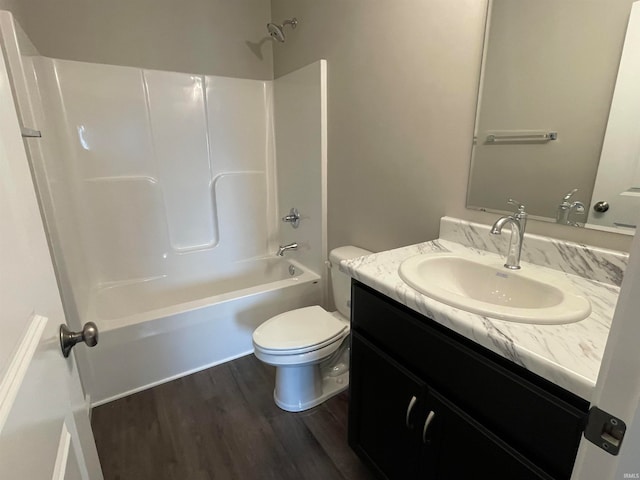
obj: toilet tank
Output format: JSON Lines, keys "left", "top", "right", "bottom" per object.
{"left": 329, "top": 246, "right": 372, "bottom": 318}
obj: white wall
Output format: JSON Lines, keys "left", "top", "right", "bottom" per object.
{"left": 274, "top": 60, "right": 327, "bottom": 303}
{"left": 0, "top": 0, "right": 273, "bottom": 80}
{"left": 271, "top": 0, "right": 633, "bottom": 253}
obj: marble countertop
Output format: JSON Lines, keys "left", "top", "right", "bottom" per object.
{"left": 340, "top": 237, "right": 621, "bottom": 401}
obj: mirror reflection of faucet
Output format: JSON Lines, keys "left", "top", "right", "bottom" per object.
{"left": 556, "top": 189, "right": 585, "bottom": 227}
{"left": 490, "top": 199, "right": 527, "bottom": 270}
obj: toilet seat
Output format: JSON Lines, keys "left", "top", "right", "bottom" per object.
{"left": 255, "top": 331, "right": 347, "bottom": 356}
{"left": 252, "top": 306, "right": 348, "bottom": 355}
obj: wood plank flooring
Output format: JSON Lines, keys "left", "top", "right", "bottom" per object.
{"left": 91, "top": 354, "right": 376, "bottom": 480}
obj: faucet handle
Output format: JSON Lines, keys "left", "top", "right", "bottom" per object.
{"left": 571, "top": 201, "right": 586, "bottom": 214}
{"left": 562, "top": 188, "right": 579, "bottom": 202}
{"left": 507, "top": 198, "right": 526, "bottom": 214}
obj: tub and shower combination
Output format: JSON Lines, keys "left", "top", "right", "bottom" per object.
{"left": 0, "top": 11, "right": 328, "bottom": 405}
{"left": 88, "top": 258, "right": 322, "bottom": 404}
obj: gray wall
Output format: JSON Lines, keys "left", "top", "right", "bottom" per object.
{"left": 271, "top": 0, "right": 488, "bottom": 252}
{"left": 271, "top": 0, "right": 633, "bottom": 252}
{"left": 0, "top": 0, "right": 273, "bottom": 79}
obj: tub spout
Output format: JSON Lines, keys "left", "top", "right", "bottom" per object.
{"left": 276, "top": 242, "right": 298, "bottom": 256}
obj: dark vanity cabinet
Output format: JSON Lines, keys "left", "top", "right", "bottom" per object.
{"left": 348, "top": 281, "right": 590, "bottom": 480}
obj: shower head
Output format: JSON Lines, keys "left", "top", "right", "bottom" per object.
{"left": 267, "top": 23, "right": 285, "bottom": 42}
{"left": 267, "top": 18, "right": 298, "bottom": 42}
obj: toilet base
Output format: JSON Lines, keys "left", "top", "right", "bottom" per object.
{"left": 273, "top": 363, "right": 349, "bottom": 412}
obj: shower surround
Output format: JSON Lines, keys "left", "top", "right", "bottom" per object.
{"left": 1, "top": 11, "right": 327, "bottom": 405}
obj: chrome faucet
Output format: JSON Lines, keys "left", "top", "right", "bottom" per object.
{"left": 490, "top": 199, "right": 528, "bottom": 270}
{"left": 556, "top": 189, "right": 585, "bottom": 226}
{"left": 276, "top": 242, "right": 298, "bottom": 256}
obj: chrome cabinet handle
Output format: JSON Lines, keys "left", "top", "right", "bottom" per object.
{"left": 405, "top": 395, "right": 418, "bottom": 428}
{"left": 60, "top": 322, "right": 99, "bottom": 357}
{"left": 422, "top": 410, "right": 436, "bottom": 444}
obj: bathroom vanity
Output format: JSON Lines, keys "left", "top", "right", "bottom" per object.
{"left": 342, "top": 217, "right": 626, "bottom": 480}
{"left": 349, "top": 282, "right": 586, "bottom": 479}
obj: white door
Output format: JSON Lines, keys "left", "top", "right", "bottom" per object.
{"left": 0, "top": 49, "right": 103, "bottom": 479}
{"left": 587, "top": 1, "right": 640, "bottom": 232}
{"left": 571, "top": 210, "right": 640, "bottom": 478}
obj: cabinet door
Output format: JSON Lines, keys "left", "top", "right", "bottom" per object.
{"left": 349, "top": 334, "right": 425, "bottom": 480}
{"left": 420, "top": 390, "right": 553, "bottom": 480}
{"left": 352, "top": 282, "right": 586, "bottom": 478}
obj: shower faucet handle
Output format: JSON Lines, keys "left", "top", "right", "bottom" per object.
{"left": 282, "top": 208, "right": 300, "bottom": 228}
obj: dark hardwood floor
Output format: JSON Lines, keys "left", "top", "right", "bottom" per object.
{"left": 91, "top": 354, "right": 376, "bottom": 480}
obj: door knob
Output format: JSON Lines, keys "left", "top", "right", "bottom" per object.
{"left": 593, "top": 201, "right": 610, "bottom": 213}
{"left": 60, "top": 322, "right": 99, "bottom": 358}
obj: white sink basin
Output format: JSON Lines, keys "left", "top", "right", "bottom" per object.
{"left": 398, "top": 253, "right": 591, "bottom": 324}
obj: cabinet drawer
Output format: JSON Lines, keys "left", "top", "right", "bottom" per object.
{"left": 351, "top": 282, "right": 588, "bottom": 479}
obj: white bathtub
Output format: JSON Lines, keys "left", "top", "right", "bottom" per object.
{"left": 85, "top": 258, "right": 322, "bottom": 406}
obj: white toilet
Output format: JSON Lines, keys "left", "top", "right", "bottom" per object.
{"left": 252, "top": 246, "right": 371, "bottom": 412}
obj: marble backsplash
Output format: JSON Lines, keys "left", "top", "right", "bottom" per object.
{"left": 439, "top": 217, "right": 629, "bottom": 287}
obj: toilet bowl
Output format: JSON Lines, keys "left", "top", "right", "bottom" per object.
{"left": 252, "top": 246, "right": 371, "bottom": 412}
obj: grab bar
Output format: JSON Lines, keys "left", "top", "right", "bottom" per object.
{"left": 486, "top": 131, "right": 557, "bottom": 143}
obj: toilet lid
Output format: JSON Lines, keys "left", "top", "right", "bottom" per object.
{"left": 253, "top": 306, "right": 348, "bottom": 351}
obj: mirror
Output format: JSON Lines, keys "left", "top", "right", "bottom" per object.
{"left": 467, "top": 0, "right": 638, "bottom": 234}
